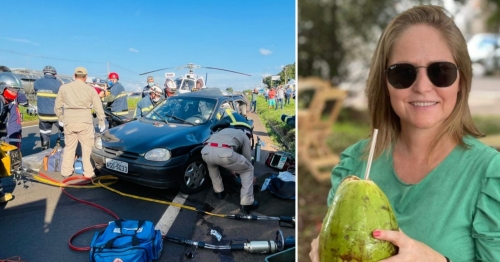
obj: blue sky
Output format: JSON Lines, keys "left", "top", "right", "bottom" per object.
{"left": 0, "top": 1, "right": 296, "bottom": 91}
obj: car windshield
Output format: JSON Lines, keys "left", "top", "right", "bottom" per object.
{"left": 144, "top": 97, "right": 217, "bottom": 124}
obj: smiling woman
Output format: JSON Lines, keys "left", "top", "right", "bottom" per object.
{"left": 309, "top": 5, "right": 500, "bottom": 262}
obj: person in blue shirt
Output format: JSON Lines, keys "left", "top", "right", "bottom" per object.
{"left": 0, "top": 71, "right": 23, "bottom": 203}
{"left": 141, "top": 76, "right": 155, "bottom": 98}
{"left": 33, "top": 65, "right": 63, "bottom": 150}
{"left": 5, "top": 91, "right": 28, "bottom": 149}
{"left": 0, "top": 66, "right": 25, "bottom": 147}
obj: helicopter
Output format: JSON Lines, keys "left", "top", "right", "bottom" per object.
{"left": 140, "top": 63, "right": 251, "bottom": 96}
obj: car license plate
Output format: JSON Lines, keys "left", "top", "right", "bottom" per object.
{"left": 105, "top": 158, "right": 128, "bottom": 174}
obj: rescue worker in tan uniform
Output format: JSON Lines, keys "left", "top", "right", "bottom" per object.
{"left": 201, "top": 119, "right": 258, "bottom": 213}
{"left": 54, "top": 67, "right": 106, "bottom": 178}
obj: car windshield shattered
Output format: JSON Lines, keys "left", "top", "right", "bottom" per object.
{"left": 144, "top": 97, "right": 217, "bottom": 125}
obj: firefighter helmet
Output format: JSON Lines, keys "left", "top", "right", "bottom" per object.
{"left": 0, "top": 72, "right": 22, "bottom": 102}
{"left": 0, "top": 65, "right": 11, "bottom": 72}
{"left": 164, "top": 78, "right": 176, "bottom": 90}
{"left": 43, "top": 65, "right": 57, "bottom": 75}
{"left": 150, "top": 85, "right": 163, "bottom": 95}
{"left": 0, "top": 72, "right": 22, "bottom": 90}
{"left": 108, "top": 72, "right": 119, "bottom": 80}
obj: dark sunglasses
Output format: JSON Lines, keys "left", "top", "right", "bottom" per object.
{"left": 386, "top": 62, "right": 459, "bottom": 89}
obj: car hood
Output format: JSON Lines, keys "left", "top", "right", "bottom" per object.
{"left": 100, "top": 119, "right": 212, "bottom": 154}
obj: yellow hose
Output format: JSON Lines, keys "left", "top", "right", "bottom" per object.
{"left": 32, "top": 173, "right": 225, "bottom": 218}
{"left": 93, "top": 176, "right": 225, "bottom": 218}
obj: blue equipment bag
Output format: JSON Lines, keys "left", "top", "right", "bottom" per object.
{"left": 74, "top": 157, "right": 84, "bottom": 174}
{"left": 89, "top": 219, "right": 163, "bottom": 262}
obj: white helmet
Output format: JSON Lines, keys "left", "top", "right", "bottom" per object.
{"left": 150, "top": 85, "right": 163, "bottom": 95}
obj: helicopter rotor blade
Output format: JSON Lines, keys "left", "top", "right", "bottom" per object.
{"left": 204, "top": 67, "right": 251, "bottom": 76}
{"left": 139, "top": 67, "right": 175, "bottom": 75}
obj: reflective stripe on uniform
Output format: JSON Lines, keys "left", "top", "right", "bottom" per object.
{"left": 141, "top": 105, "right": 153, "bottom": 113}
{"left": 115, "top": 93, "right": 127, "bottom": 99}
{"left": 6, "top": 138, "right": 22, "bottom": 142}
{"left": 225, "top": 109, "right": 252, "bottom": 129}
{"left": 40, "top": 129, "right": 52, "bottom": 134}
{"left": 114, "top": 111, "right": 129, "bottom": 116}
{"left": 37, "top": 93, "right": 58, "bottom": 98}
{"left": 38, "top": 116, "right": 59, "bottom": 121}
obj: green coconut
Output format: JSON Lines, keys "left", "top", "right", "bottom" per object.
{"left": 319, "top": 175, "right": 398, "bottom": 262}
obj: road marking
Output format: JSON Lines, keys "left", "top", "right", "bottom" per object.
{"left": 154, "top": 193, "right": 188, "bottom": 235}
{"left": 22, "top": 124, "right": 39, "bottom": 128}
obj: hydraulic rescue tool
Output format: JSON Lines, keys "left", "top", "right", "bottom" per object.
{"left": 165, "top": 230, "right": 295, "bottom": 258}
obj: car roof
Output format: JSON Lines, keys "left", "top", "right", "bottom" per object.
{"left": 176, "top": 88, "right": 244, "bottom": 100}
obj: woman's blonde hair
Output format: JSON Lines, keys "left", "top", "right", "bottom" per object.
{"left": 365, "top": 5, "right": 482, "bottom": 159}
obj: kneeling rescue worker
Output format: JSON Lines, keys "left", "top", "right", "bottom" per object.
{"left": 201, "top": 117, "right": 258, "bottom": 214}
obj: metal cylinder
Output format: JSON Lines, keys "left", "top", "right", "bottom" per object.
{"left": 255, "top": 140, "right": 261, "bottom": 163}
{"left": 244, "top": 241, "right": 277, "bottom": 254}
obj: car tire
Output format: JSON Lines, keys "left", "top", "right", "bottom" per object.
{"left": 179, "top": 155, "right": 209, "bottom": 194}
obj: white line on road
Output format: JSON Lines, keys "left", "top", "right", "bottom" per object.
{"left": 154, "top": 193, "right": 188, "bottom": 235}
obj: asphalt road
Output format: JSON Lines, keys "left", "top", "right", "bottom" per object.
{"left": 0, "top": 111, "right": 296, "bottom": 261}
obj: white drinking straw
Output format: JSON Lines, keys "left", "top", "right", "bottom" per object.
{"left": 364, "top": 129, "right": 379, "bottom": 180}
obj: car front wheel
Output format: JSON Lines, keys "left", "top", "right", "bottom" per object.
{"left": 179, "top": 155, "right": 209, "bottom": 194}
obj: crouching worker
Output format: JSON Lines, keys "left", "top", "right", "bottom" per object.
{"left": 201, "top": 118, "right": 258, "bottom": 213}
{"left": 54, "top": 67, "right": 105, "bottom": 179}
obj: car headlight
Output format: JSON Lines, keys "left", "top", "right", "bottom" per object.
{"left": 145, "top": 148, "right": 171, "bottom": 161}
{"left": 95, "top": 136, "right": 102, "bottom": 149}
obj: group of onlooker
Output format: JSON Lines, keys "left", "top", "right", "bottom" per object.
{"left": 261, "top": 85, "right": 294, "bottom": 111}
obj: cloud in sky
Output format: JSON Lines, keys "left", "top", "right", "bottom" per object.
{"left": 259, "top": 48, "right": 272, "bottom": 55}
{"left": 129, "top": 48, "right": 139, "bottom": 53}
{"left": 2, "top": 37, "right": 40, "bottom": 46}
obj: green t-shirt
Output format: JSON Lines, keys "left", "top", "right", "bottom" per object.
{"left": 327, "top": 136, "right": 500, "bottom": 262}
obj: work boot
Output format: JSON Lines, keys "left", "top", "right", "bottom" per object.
{"left": 41, "top": 141, "right": 49, "bottom": 150}
{"left": 214, "top": 190, "right": 226, "bottom": 200}
{"left": 240, "top": 200, "right": 259, "bottom": 214}
{"left": 0, "top": 193, "right": 14, "bottom": 203}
